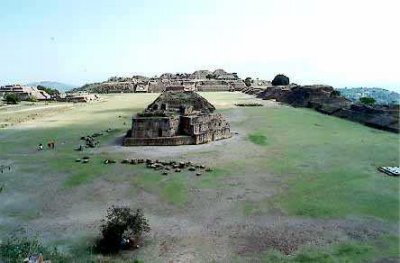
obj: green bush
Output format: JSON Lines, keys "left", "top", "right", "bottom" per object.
{"left": 244, "top": 77, "right": 252, "bottom": 87}
{"left": 0, "top": 235, "right": 70, "bottom": 263}
{"left": 206, "top": 74, "right": 216, "bottom": 80}
{"left": 359, "top": 97, "right": 376, "bottom": 105}
{"left": 96, "top": 206, "right": 150, "bottom": 254}
{"left": 331, "top": 90, "right": 341, "bottom": 96}
{"left": 4, "top": 93, "right": 20, "bottom": 104}
{"left": 272, "top": 74, "right": 290, "bottom": 86}
{"left": 26, "top": 96, "right": 38, "bottom": 102}
{"left": 37, "top": 85, "right": 60, "bottom": 96}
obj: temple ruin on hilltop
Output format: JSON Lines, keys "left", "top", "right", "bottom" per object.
{"left": 123, "top": 87, "right": 232, "bottom": 146}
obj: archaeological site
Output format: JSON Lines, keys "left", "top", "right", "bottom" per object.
{"left": 124, "top": 87, "right": 232, "bottom": 146}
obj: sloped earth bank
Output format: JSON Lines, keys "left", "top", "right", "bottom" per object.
{"left": 0, "top": 93, "right": 398, "bottom": 262}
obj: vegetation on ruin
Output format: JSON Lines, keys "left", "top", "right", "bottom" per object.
{"left": 37, "top": 85, "right": 60, "bottom": 96}
{"left": 359, "top": 96, "right": 376, "bottom": 105}
{"left": 244, "top": 77, "right": 253, "bottom": 87}
{"left": 271, "top": 74, "right": 290, "bottom": 86}
{"left": 3, "top": 93, "right": 20, "bottom": 104}
{"left": 338, "top": 87, "right": 399, "bottom": 105}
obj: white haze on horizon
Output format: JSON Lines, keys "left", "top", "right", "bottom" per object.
{"left": 0, "top": 0, "right": 399, "bottom": 92}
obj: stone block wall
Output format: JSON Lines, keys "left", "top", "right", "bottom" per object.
{"left": 131, "top": 116, "right": 180, "bottom": 138}
{"left": 124, "top": 135, "right": 194, "bottom": 146}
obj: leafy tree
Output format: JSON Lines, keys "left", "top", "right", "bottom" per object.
{"left": 271, "top": 74, "right": 290, "bottom": 86}
{"left": 359, "top": 97, "right": 376, "bottom": 105}
{"left": 37, "top": 85, "right": 60, "bottom": 96}
{"left": 244, "top": 77, "right": 252, "bottom": 87}
{"left": 96, "top": 206, "right": 150, "bottom": 254}
{"left": 331, "top": 90, "right": 341, "bottom": 96}
{"left": 206, "top": 74, "right": 215, "bottom": 80}
{"left": 4, "top": 93, "right": 20, "bottom": 104}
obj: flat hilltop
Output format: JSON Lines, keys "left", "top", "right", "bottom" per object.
{"left": 0, "top": 92, "right": 398, "bottom": 262}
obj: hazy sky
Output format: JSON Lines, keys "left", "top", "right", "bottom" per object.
{"left": 0, "top": 0, "right": 399, "bottom": 91}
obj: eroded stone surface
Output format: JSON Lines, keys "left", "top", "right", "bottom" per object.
{"left": 124, "top": 89, "right": 232, "bottom": 146}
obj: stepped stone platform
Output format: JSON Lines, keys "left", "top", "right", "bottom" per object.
{"left": 124, "top": 87, "right": 232, "bottom": 146}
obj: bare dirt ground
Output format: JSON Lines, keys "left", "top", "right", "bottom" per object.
{"left": 0, "top": 92, "right": 398, "bottom": 262}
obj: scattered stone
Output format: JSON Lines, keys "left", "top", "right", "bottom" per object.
{"left": 196, "top": 172, "right": 202, "bottom": 176}
{"left": 82, "top": 159, "right": 89, "bottom": 164}
{"left": 75, "top": 145, "right": 84, "bottom": 151}
{"left": 91, "top": 132, "right": 103, "bottom": 137}
{"left": 162, "top": 171, "right": 168, "bottom": 176}
{"left": 378, "top": 166, "right": 400, "bottom": 176}
{"left": 75, "top": 158, "right": 81, "bottom": 162}
{"left": 175, "top": 169, "right": 181, "bottom": 172}
{"left": 121, "top": 159, "right": 129, "bottom": 164}
{"left": 235, "top": 103, "right": 263, "bottom": 107}
{"left": 189, "top": 167, "right": 196, "bottom": 171}
{"left": 205, "top": 168, "right": 212, "bottom": 172}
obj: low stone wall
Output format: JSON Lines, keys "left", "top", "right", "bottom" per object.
{"left": 124, "top": 130, "right": 232, "bottom": 146}
{"left": 123, "top": 135, "right": 195, "bottom": 146}
{"left": 197, "top": 84, "right": 232, "bottom": 92}
{"left": 194, "top": 129, "right": 232, "bottom": 144}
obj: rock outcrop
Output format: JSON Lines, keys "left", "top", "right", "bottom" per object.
{"left": 258, "top": 85, "right": 399, "bottom": 133}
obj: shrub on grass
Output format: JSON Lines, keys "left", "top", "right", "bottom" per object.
{"left": 4, "top": 93, "right": 20, "bottom": 104}
{"left": 248, "top": 133, "right": 268, "bottom": 146}
{"left": 26, "top": 96, "right": 38, "bottom": 102}
{"left": 96, "top": 206, "right": 150, "bottom": 254}
{"left": 0, "top": 235, "right": 70, "bottom": 263}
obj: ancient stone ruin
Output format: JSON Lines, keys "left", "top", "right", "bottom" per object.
{"left": 71, "top": 69, "right": 246, "bottom": 94}
{"left": 124, "top": 88, "right": 232, "bottom": 146}
{"left": 257, "top": 84, "right": 400, "bottom": 133}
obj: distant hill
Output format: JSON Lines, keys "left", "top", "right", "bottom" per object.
{"left": 337, "top": 87, "right": 400, "bottom": 105}
{"left": 27, "top": 81, "right": 77, "bottom": 92}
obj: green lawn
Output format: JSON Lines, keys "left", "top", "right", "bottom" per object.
{"left": 0, "top": 93, "right": 398, "bottom": 262}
